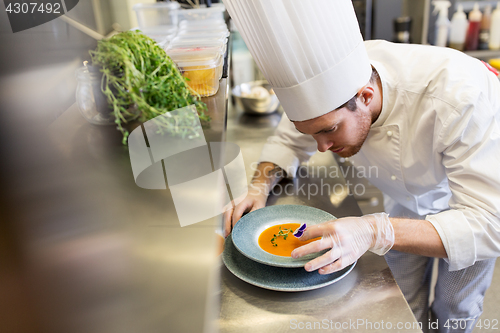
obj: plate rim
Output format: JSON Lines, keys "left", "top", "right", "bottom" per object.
{"left": 222, "top": 233, "right": 356, "bottom": 292}
{"left": 231, "top": 204, "right": 335, "bottom": 268}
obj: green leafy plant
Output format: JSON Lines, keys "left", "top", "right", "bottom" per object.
{"left": 89, "top": 30, "right": 209, "bottom": 144}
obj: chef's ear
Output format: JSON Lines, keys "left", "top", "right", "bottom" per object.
{"left": 358, "top": 86, "right": 374, "bottom": 106}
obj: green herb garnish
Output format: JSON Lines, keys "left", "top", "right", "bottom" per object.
{"left": 270, "top": 228, "right": 294, "bottom": 247}
{"left": 89, "top": 31, "right": 209, "bottom": 144}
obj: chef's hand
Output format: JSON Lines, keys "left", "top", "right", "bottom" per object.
{"left": 223, "top": 183, "right": 269, "bottom": 237}
{"left": 291, "top": 213, "right": 394, "bottom": 274}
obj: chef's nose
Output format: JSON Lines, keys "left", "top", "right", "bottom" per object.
{"left": 316, "top": 137, "right": 333, "bottom": 153}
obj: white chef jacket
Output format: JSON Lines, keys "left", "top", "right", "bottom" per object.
{"left": 258, "top": 40, "right": 500, "bottom": 271}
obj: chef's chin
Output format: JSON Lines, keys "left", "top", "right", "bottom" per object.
{"left": 333, "top": 146, "right": 361, "bottom": 158}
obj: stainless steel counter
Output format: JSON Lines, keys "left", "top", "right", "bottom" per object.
{"left": 31, "top": 74, "right": 421, "bottom": 333}
{"left": 218, "top": 105, "right": 422, "bottom": 333}
{"left": 35, "top": 80, "right": 230, "bottom": 333}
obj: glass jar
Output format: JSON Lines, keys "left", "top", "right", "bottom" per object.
{"left": 75, "top": 66, "right": 139, "bottom": 125}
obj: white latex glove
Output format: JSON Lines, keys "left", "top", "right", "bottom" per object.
{"left": 222, "top": 184, "right": 268, "bottom": 237}
{"left": 291, "top": 213, "right": 394, "bottom": 274}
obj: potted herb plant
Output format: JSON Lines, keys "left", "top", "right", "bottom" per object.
{"left": 88, "top": 30, "right": 209, "bottom": 144}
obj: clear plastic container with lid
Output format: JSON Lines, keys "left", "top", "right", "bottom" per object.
{"left": 133, "top": 2, "right": 180, "bottom": 34}
{"left": 171, "top": 34, "right": 228, "bottom": 45}
{"left": 178, "top": 22, "right": 227, "bottom": 32}
{"left": 167, "top": 39, "right": 227, "bottom": 55}
{"left": 167, "top": 49, "right": 224, "bottom": 97}
{"left": 179, "top": 3, "right": 225, "bottom": 22}
{"left": 167, "top": 45, "right": 221, "bottom": 58}
{"left": 139, "top": 26, "right": 177, "bottom": 42}
{"left": 179, "top": 19, "right": 226, "bottom": 28}
{"left": 177, "top": 28, "right": 229, "bottom": 38}
{"left": 179, "top": 25, "right": 227, "bottom": 33}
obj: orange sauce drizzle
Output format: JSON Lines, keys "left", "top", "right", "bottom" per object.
{"left": 258, "top": 223, "right": 319, "bottom": 257}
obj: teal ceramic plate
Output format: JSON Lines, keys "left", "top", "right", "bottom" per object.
{"left": 231, "top": 205, "right": 335, "bottom": 268}
{"left": 223, "top": 233, "right": 356, "bottom": 292}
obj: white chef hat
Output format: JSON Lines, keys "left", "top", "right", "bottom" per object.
{"left": 223, "top": 0, "right": 372, "bottom": 121}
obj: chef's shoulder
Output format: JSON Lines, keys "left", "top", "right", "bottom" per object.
{"left": 364, "top": 40, "right": 500, "bottom": 114}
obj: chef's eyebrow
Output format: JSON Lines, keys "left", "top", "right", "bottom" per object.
{"left": 296, "top": 123, "right": 338, "bottom": 135}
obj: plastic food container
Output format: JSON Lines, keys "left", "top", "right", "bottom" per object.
{"left": 166, "top": 46, "right": 224, "bottom": 60}
{"left": 143, "top": 32, "right": 176, "bottom": 43}
{"left": 133, "top": 2, "right": 180, "bottom": 34}
{"left": 171, "top": 34, "right": 228, "bottom": 45}
{"left": 177, "top": 28, "right": 229, "bottom": 38}
{"left": 168, "top": 51, "right": 223, "bottom": 97}
{"left": 178, "top": 22, "right": 227, "bottom": 32}
{"left": 179, "top": 19, "right": 225, "bottom": 28}
{"left": 130, "top": 27, "right": 177, "bottom": 50}
{"left": 178, "top": 3, "right": 225, "bottom": 21}
{"left": 141, "top": 27, "right": 177, "bottom": 42}
{"left": 167, "top": 39, "right": 227, "bottom": 55}
{"left": 167, "top": 46, "right": 224, "bottom": 78}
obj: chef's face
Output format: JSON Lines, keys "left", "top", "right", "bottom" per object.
{"left": 293, "top": 97, "right": 372, "bottom": 158}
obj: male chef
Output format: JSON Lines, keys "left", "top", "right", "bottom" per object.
{"left": 222, "top": 0, "right": 500, "bottom": 332}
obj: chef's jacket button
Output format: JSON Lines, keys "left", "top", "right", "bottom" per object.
{"left": 406, "top": 196, "right": 411, "bottom": 201}
{"left": 339, "top": 157, "right": 346, "bottom": 163}
{"left": 387, "top": 130, "right": 393, "bottom": 137}
{"left": 391, "top": 175, "right": 397, "bottom": 180}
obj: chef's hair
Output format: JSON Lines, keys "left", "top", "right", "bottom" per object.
{"left": 337, "top": 67, "right": 379, "bottom": 112}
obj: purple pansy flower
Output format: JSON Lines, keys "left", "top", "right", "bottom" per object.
{"left": 293, "top": 223, "right": 307, "bottom": 238}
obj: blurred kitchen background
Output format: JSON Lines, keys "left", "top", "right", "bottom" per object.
{"left": 4, "top": 0, "right": 500, "bottom": 124}
{"left": 1, "top": 0, "right": 499, "bottom": 332}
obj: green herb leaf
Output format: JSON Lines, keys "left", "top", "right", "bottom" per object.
{"left": 89, "top": 31, "right": 209, "bottom": 145}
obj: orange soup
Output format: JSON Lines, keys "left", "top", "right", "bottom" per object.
{"left": 258, "top": 223, "right": 320, "bottom": 257}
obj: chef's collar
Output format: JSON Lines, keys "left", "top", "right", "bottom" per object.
{"left": 369, "top": 59, "right": 391, "bottom": 128}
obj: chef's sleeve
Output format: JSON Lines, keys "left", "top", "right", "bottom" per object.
{"left": 258, "top": 113, "right": 318, "bottom": 178}
{"left": 426, "top": 93, "right": 500, "bottom": 271}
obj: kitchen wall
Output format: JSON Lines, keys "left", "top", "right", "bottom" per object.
{"left": 0, "top": 16, "right": 93, "bottom": 125}
{"left": 372, "top": 0, "right": 403, "bottom": 41}
{"left": 0, "top": 0, "right": 139, "bottom": 125}
{"left": 109, "top": 0, "right": 155, "bottom": 31}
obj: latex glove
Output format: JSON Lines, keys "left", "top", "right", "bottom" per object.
{"left": 223, "top": 184, "right": 268, "bottom": 237}
{"left": 291, "top": 213, "right": 394, "bottom": 274}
